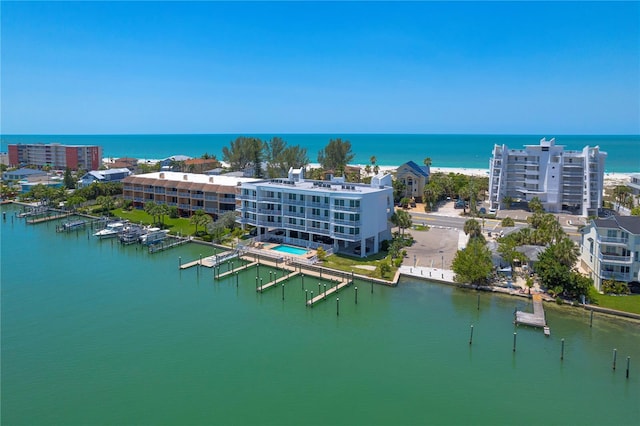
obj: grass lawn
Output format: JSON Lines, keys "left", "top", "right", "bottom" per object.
{"left": 592, "top": 294, "right": 640, "bottom": 315}
{"left": 111, "top": 208, "right": 197, "bottom": 236}
{"left": 320, "top": 251, "right": 398, "bottom": 280}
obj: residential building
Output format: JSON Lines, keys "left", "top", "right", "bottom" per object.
{"left": 395, "top": 161, "right": 430, "bottom": 202}
{"left": 580, "top": 215, "right": 640, "bottom": 292}
{"left": 159, "top": 155, "right": 192, "bottom": 171}
{"left": 2, "top": 167, "right": 47, "bottom": 182}
{"left": 78, "top": 168, "right": 132, "bottom": 188}
{"left": 183, "top": 158, "right": 221, "bottom": 174}
{"left": 8, "top": 143, "right": 102, "bottom": 170}
{"left": 488, "top": 137, "right": 606, "bottom": 217}
{"left": 106, "top": 157, "right": 138, "bottom": 171}
{"left": 237, "top": 168, "right": 394, "bottom": 257}
{"left": 122, "top": 172, "right": 258, "bottom": 218}
{"left": 628, "top": 173, "right": 640, "bottom": 196}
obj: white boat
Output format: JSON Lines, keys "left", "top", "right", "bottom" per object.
{"left": 94, "top": 222, "right": 125, "bottom": 239}
{"left": 140, "top": 227, "right": 170, "bottom": 245}
{"left": 544, "top": 326, "right": 550, "bottom": 337}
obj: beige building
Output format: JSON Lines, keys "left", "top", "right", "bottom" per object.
{"left": 122, "top": 172, "right": 257, "bottom": 218}
{"left": 395, "top": 161, "right": 430, "bottom": 202}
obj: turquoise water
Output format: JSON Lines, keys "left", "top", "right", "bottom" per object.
{"left": 2, "top": 203, "right": 639, "bottom": 425}
{"left": 271, "top": 244, "right": 309, "bottom": 256}
{"left": 1, "top": 134, "right": 638, "bottom": 172}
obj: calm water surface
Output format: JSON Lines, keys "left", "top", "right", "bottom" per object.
{"left": 1, "top": 204, "right": 639, "bottom": 425}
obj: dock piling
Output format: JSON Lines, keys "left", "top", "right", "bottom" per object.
{"left": 613, "top": 349, "right": 617, "bottom": 370}
{"left": 302, "top": 274, "right": 305, "bottom": 290}
{"left": 310, "top": 291, "right": 314, "bottom": 308}
{"left": 477, "top": 294, "right": 480, "bottom": 311}
{"left": 282, "top": 283, "right": 285, "bottom": 300}
{"left": 324, "top": 284, "right": 327, "bottom": 299}
{"left": 626, "top": 357, "right": 630, "bottom": 379}
{"left": 336, "top": 298, "right": 339, "bottom": 316}
{"left": 513, "top": 332, "right": 517, "bottom": 352}
{"left": 469, "top": 325, "right": 474, "bottom": 345}
{"left": 236, "top": 272, "right": 239, "bottom": 287}
{"left": 305, "top": 290, "right": 308, "bottom": 305}
{"left": 561, "top": 338, "right": 565, "bottom": 361}
{"left": 355, "top": 287, "right": 358, "bottom": 304}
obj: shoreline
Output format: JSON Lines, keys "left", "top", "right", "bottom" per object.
{"left": 117, "top": 158, "right": 634, "bottom": 186}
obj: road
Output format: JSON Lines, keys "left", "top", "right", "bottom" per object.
{"left": 408, "top": 211, "right": 582, "bottom": 242}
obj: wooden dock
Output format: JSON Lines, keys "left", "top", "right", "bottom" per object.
{"left": 180, "top": 251, "right": 238, "bottom": 269}
{"left": 306, "top": 280, "right": 353, "bottom": 306}
{"left": 216, "top": 262, "right": 258, "bottom": 279}
{"left": 26, "top": 212, "right": 72, "bottom": 224}
{"left": 257, "top": 271, "right": 300, "bottom": 292}
{"left": 515, "top": 294, "right": 547, "bottom": 329}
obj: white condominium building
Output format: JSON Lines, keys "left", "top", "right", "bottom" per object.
{"left": 580, "top": 216, "right": 640, "bottom": 292}
{"left": 237, "top": 168, "right": 394, "bottom": 257}
{"left": 488, "top": 138, "right": 606, "bottom": 217}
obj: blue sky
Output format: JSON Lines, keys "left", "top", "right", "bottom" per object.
{"left": 2, "top": 1, "right": 638, "bottom": 134}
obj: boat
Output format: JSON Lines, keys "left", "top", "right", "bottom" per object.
{"left": 57, "top": 219, "right": 87, "bottom": 232}
{"left": 140, "top": 227, "right": 170, "bottom": 245}
{"left": 544, "top": 326, "right": 550, "bottom": 337}
{"left": 119, "top": 224, "right": 145, "bottom": 245}
{"left": 93, "top": 222, "right": 125, "bottom": 239}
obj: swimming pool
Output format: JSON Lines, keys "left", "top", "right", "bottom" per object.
{"left": 270, "top": 244, "right": 309, "bottom": 256}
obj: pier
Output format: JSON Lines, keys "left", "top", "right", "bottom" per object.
{"left": 515, "top": 294, "right": 547, "bottom": 329}
{"left": 216, "top": 262, "right": 257, "bottom": 279}
{"left": 180, "top": 250, "right": 239, "bottom": 269}
{"left": 26, "top": 212, "right": 72, "bottom": 224}
{"left": 306, "top": 280, "right": 353, "bottom": 306}
{"left": 148, "top": 237, "right": 190, "bottom": 253}
{"left": 257, "top": 271, "right": 300, "bottom": 292}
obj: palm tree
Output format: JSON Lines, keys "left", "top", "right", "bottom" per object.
{"left": 370, "top": 156, "right": 379, "bottom": 175}
{"left": 423, "top": 157, "right": 432, "bottom": 167}
{"left": 190, "top": 210, "right": 212, "bottom": 235}
{"left": 463, "top": 219, "right": 482, "bottom": 240}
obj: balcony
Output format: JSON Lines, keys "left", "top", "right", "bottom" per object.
{"left": 600, "top": 253, "right": 633, "bottom": 264}
{"left": 257, "top": 196, "right": 281, "bottom": 203}
{"left": 600, "top": 271, "right": 632, "bottom": 282}
{"left": 599, "top": 236, "right": 629, "bottom": 245}
{"left": 332, "top": 204, "right": 361, "bottom": 213}
{"left": 333, "top": 218, "right": 361, "bottom": 226}
{"left": 283, "top": 210, "right": 306, "bottom": 218}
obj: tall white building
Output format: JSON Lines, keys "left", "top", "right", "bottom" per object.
{"left": 237, "top": 168, "right": 394, "bottom": 257}
{"left": 488, "top": 138, "right": 606, "bottom": 217}
{"left": 580, "top": 216, "right": 640, "bottom": 292}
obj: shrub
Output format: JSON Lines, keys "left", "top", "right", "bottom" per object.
{"left": 601, "top": 280, "right": 630, "bottom": 295}
{"left": 501, "top": 217, "right": 515, "bottom": 227}
{"left": 379, "top": 261, "right": 392, "bottom": 278}
{"left": 316, "top": 247, "right": 326, "bottom": 261}
{"left": 381, "top": 240, "right": 390, "bottom": 252}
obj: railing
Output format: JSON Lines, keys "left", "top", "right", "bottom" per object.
{"left": 333, "top": 218, "right": 361, "bottom": 226}
{"left": 332, "top": 204, "right": 361, "bottom": 212}
{"left": 282, "top": 210, "right": 306, "bottom": 218}
{"left": 600, "top": 253, "right": 633, "bottom": 263}
{"left": 599, "top": 236, "right": 629, "bottom": 244}
{"left": 600, "top": 271, "right": 631, "bottom": 282}
{"left": 257, "top": 196, "right": 281, "bottom": 202}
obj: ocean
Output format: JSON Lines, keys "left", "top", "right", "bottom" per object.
{"left": 1, "top": 204, "right": 639, "bottom": 425}
{"left": 1, "top": 134, "right": 639, "bottom": 172}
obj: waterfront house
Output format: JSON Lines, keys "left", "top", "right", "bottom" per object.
{"left": 122, "top": 172, "right": 258, "bottom": 218}
{"left": 237, "top": 167, "right": 394, "bottom": 257}
{"left": 488, "top": 137, "right": 606, "bottom": 217}
{"left": 580, "top": 215, "right": 640, "bottom": 292}
{"left": 395, "top": 161, "right": 430, "bottom": 202}
{"left": 78, "top": 168, "right": 132, "bottom": 188}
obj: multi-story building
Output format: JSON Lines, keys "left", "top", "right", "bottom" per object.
{"left": 122, "top": 172, "right": 258, "bottom": 218}
{"left": 396, "top": 161, "right": 430, "bottom": 202}
{"left": 580, "top": 215, "right": 640, "bottom": 292}
{"left": 237, "top": 168, "right": 394, "bottom": 257}
{"left": 488, "top": 137, "right": 606, "bottom": 217}
{"left": 628, "top": 173, "right": 640, "bottom": 196}
{"left": 8, "top": 143, "right": 102, "bottom": 170}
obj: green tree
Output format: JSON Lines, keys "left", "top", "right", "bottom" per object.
{"left": 190, "top": 210, "right": 212, "bottom": 235}
{"left": 317, "top": 138, "right": 354, "bottom": 176}
{"left": 528, "top": 196, "right": 544, "bottom": 213}
{"left": 463, "top": 219, "right": 482, "bottom": 240}
{"left": 393, "top": 179, "right": 406, "bottom": 204}
{"left": 501, "top": 217, "right": 515, "bottom": 227}
{"left": 63, "top": 167, "right": 76, "bottom": 189}
{"left": 423, "top": 157, "right": 432, "bottom": 167}
{"left": 370, "top": 156, "right": 379, "bottom": 175}
{"left": 222, "top": 136, "right": 264, "bottom": 172}
{"left": 96, "top": 195, "right": 115, "bottom": 214}
{"left": 391, "top": 209, "right": 412, "bottom": 236}
{"left": 452, "top": 238, "right": 493, "bottom": 286}
{"left": 631, "top": 206, "right": 640, "bottom": 216}
{"left": 502, "top": 196, "right": 514, "bottom": 209}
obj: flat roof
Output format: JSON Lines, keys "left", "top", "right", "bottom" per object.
{"left": 126, "top": 171, "right": 259, "bottom": 186}
{"left": 245, "top": 178, "right": 391, "bottom": 194}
